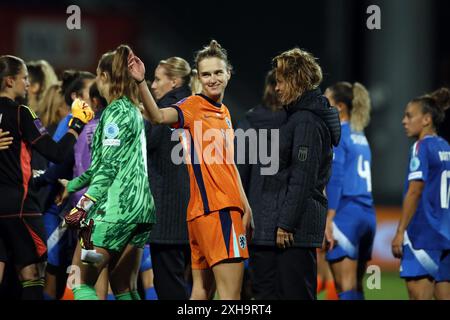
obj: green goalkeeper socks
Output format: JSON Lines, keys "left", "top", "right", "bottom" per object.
{"left": 115, "top": 291, "right": 134, "bottom": 300}
{"left": 131, "top": 290, "right": 141, "bottom": 300}
{"left": 73, "top": 284, "right": 99, "bottom": 300}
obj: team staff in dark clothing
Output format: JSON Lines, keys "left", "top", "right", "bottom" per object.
{"left": 147, "top": 57, "right": 193, "bottom": 300}
{"left": 235, "top": 70, "right": 286, "bottom": 299}
{"left": 0, "top": 55, "right": 94, "bottom": 299}
{"left": 256, "top": 48, "right": 340, "bottom": 300}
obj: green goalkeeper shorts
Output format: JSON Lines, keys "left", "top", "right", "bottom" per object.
{"left": 91, "top": 220, "right": 152, "bottom": 252}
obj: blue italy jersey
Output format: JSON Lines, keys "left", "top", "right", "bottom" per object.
{"left": 53, "top": 113, "right": 72, "bottom": 142}
{"left": 326, "top": 122, "right": 373, "bottom": 209}
{"left": 405, "top": 135, "right": 450, "bottom": 250}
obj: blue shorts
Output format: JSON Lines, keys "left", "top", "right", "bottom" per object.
{"left": 326, "top": 199, "right": 376, "bottom": 263}
{"left": 139, "top": 244, "right": 152, "bottom": 272}
{"left": 44, "top": 209, "right": 77, "bottom": 268}
{"left": 400, "top": 232, "right": 450, "bottom": 282}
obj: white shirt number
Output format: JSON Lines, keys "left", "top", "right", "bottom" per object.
{"left": 358, "top": 155, "right": 372, "bottom": 192}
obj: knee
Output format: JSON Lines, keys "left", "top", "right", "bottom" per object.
{"left": 18, "top": 264, "right": 42, "bottom": 282}
{"left": 335, "top": 274, "right": 357, "bottom": 293}
{"left": 216, "top": 283, "right": 241, "bottom": 300}
{"left": 109, "top": 273, "right": 135, "bottom": 295}
{"left": 190, "top": 287, "right": 210, "bottom": 300}
{"left": 217, "top": 292, "right": 240, "bottom": 300}
{"left": 434, "top": 286, "right": 450, "bottom": 300}
{"left": 434, "top": 292, "right": 450, "bottom": 300}
{"left": 408, "top": 288, "right": 429, "bottom": 300}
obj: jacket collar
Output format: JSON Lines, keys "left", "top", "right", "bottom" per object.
{"left": 285, "top": 88, "right": 322, "bottom": 116}
{"left": 158, "top": 85, "right": 192, "bottom": 107}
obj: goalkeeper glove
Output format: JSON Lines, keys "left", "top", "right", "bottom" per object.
{"left": 68, "top": 99, "right": 95, "bottom": 134}
{"left": 64, "top": 194, "right": 95, "bottom": 229}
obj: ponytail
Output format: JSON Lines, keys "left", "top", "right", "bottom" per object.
{"left": 327, "top": 81, "right": 371, "bottom": 131}
{"left": 412, "top": 87, "right": 450, "bottom": 127}
{"left": 350, "top": 82, "right": 371, "bottom": 131}
{"left": 98, "top": 44, "right": 139, "bottom": 106}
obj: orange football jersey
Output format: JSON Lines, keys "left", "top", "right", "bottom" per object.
{"left": 171, "top": 94, "right": 243, "bottom": 221}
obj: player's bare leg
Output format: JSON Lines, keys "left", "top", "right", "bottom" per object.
{"left": 434, "top": 281, "right": 450, "bottom": 300}
{"left": 330, "top": 258, "right": 358, "bottom": 293}
{"left": 95, "top": 267, "right": 109, "bottom": 300}
{"left": 212, "top": 259, "right": 244, "bottom": 300}
{"left": 406, "top": 277, "right": 434, "bottom": 300}
{"left": 0, "top": 261, "right": 4, "bottom": 284}
{"left": 190, "top": 268, "right": 215, "bottom": 300}
{"left": 109, "top": 244, "right": 143, "bottom": 296}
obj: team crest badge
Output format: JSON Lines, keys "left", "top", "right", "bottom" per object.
{"left": 239, "top": 234, "right": 247, "bottom": 249}
{"left": 225, "top": 117, "right": 232, "bottom": 128}
{"left": 298, "top": 146, "right": 309, "bottom": 162}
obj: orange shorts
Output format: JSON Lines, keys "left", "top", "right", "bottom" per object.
{"left": 188, "top": 209, "right": 249, "bottom": 269}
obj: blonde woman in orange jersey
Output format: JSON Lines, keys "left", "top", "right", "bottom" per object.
{"left": 129, "top": 40, "right": 253, "bottom": 300}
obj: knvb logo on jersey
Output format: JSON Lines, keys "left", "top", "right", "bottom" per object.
{"left": 239, "top": 234, "right": 247, "bottom": 249}
{"left": 225, "top": 117, "right": 232, "bottom": 129}
{"left": 170, "top": 121, "right": 280, "bottom": 175}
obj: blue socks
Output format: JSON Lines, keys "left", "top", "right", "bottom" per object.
{"left": 338, "top": 290, "right": 365, "bottom": 300}
{"left": 43, "top": 292, "right": 55, "bottom": 300}
{"left": 107, "top": 293, "right": 116, "bottom": 300}
{"left": 145, "top": 287, "right": 158, "bottom": 300}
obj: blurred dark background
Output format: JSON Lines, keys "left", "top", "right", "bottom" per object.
{"left": 1, "top": 0, "right": 449, "bottom": 205}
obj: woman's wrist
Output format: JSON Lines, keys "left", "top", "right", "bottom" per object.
{"left": 136, "top": 77, "right": 145, "bottom": 84}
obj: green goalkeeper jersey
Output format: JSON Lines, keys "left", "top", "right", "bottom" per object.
{"left": 67, "top": 96, "right": 155, "bottom": 225}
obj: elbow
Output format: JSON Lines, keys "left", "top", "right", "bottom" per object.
{"left": 149, "top": 111, "right": 165, "bottom": 125}
{"left": 150, "top": 117, "right": 164, "bottom": 125}
{"left": 408, "top": 189, "right": 423, "bottom": 199}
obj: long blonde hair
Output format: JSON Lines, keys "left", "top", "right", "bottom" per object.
{"left": 327, "top": 82, "right": 371, "bottom": 131}
{"left": 39, "top": 84, "right": 66, "bottom": 127}
{"left": 27, "top": 60, "right": 58, "bottom": 113}
{"left": 158, "top": 57, "right": 199, "bottom": 94}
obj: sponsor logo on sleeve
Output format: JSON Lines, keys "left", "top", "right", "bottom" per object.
{"left": 103, "top": 139, "right": 120, "bottom": 147}
{"left": 408, "top": 171, "right": 423, "bottom": 180}
{"left": 409, "top": 156, "right": 420, "bottom": 172}
{"left": 33, "top": 119, "right": 48, "bottom": 135}
{"left": 103, "top": 123, "right": 120, "bottom": 146}
{"left": 104, "top": 123, "right": 119, "bottom": 139}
